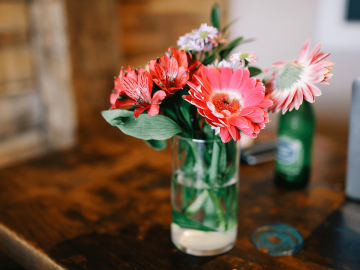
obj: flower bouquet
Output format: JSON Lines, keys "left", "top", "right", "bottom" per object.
{"left": 102, "top": 4, "right": 333, "bottom": 256}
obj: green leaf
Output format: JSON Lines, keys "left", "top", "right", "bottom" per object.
{"left": 144, "top": 139, "right": 167, "bottom": 150}
{"left": 211, "top": 3, "right": 221, "bottom": 30}
{"left": 203, "top": 121, "right": 218, "bottom": 141}
{"left": 221, "top": 18, "right": 239, "bottom": 34}
{"left": 101, "top": 109, "right": 182, "bottom": 140}
{"left": 180, "top": 104, "right": 192, "bottom": 129}
{"left": 162, "top": 107, "right": 178, "bottom": 123}
{"left": 121, "top": 114, "right": 182, "bottom": 140}
{"left": 219, "top": 37, "right": 243, "bottom": 59}
{"left": 184, "top": 190, "right": 209, "bottom": 216}
{"left": 203, "top": 53, "right": 218, "bottom": 65}
{"left": 249, "top": 67, "right": 262, "bottom": 77}
{"left": 172, "top": 209, "right": 217, "bottom": 232}
{"left": 101, "top": 109, "right": 134, "bottom": 126}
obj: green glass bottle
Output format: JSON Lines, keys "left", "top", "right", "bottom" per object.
{"left": 274, "top": 101, "right": 316, "bottom": 188}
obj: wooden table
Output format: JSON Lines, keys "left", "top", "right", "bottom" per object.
{"left": 0, "top": 127, "right": 356, "bottom": 270}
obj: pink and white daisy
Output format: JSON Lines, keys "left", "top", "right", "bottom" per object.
{"left": 184, "top": 67, "right": 273, "bottom": 143}
{"left": 230, "top": 51, "right": 257, "bottom": 67}
{"left": 265, "top": 39, "right": 334, "bottom": 114}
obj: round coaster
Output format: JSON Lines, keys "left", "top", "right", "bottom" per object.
{"left": 250, "top": 223, "right": 304, "bottom": 256}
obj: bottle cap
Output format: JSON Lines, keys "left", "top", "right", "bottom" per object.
{"left": 250, "top": 223, "right": 304, "bottom": 256}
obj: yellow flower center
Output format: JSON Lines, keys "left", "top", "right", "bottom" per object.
{"left": 200, "top": 31, "right": 208, "bottom": 38}
{"left": 212, "top": 93, "right": 240, "bottom": 114}
{"left": 240, "top": 52, "right": 249, "bottom": 59}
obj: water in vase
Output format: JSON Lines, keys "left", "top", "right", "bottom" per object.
{"left": 171, "top": 174, "right": 238, "bottom": 256}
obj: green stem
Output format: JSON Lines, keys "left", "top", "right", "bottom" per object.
{"left": 184, "top": 140, "right": 227, "bottom": 231}
{"left": 208, "top": 142, "right": 220, "bottom": 185}
{"left": 184, "top": 190, "right": 209, "bottom": 216}
{"left": 187, "top": 140, "right": 204, "bottom": 179}
{"left": 208, "top": 190, "right": 226, "bottom": 231}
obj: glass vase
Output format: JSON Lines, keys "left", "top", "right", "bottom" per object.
{"left": 170, "top": 135, "right": 240, "bottom": 256}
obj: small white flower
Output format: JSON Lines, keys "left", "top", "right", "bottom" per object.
{"left": 211, "top": 125, "right": 221, "bottom": 136}
{"left": 208, "top": 59, "right": 233, "bottom": 69}
{"left": 193, "top": 24, "right": 218, "bottom": 51}
{"left": 188, "top": 39, "right": 204, "bottom": 51}
{"left": 177, "top": 23, "right": 219, "bottom": 52}
{"left": 177, "top": 33, "right": 192, "bottom": 51}
{"left": 230, "top": 51, "right": 258, "bottom": 67}
{"left": 194, "top": 24, "right": 218, "bottom": 42}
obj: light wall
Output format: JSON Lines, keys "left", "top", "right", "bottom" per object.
{"left": 228, "top": 0, "right": 360, "bottom": 132}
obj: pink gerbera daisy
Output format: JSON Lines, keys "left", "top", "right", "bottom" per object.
{"left": 266, "top": 39, "right": 334, "bottom": 114}
{"left": 184, "top": 67, "right": 273, "bottom": 143}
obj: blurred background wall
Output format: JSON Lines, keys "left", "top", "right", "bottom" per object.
{"left": 0, "top": 1, "right": 45, "bottom": 166}
{"left": 0, "top": 0, "right": 75, "bottom": 167}
{"left": 228, "top": 0, "right": 360, "bottom": 135}
{"left": 0, "top": 0, "right": 227, "bottom": 167}
{"left": 0, "top": 0, "right": 358, "bottom": 167}
{"left": 65, "top": 0, "right": 227, "bottom": 135}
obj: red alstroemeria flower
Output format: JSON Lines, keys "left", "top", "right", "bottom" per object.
{"left": 110, "top": 66, "right": 133, "bottom": 109}
{"left": 149, "top": 47, "right": 189, "bottom": 95}
{"left": 111, "top": 68, "right": 166, "bottom": 118}
{"left": 188, "top": 57, "right": 204, "bottom": 80}
{"left": 184, "top": 67, "right": 273, "bottom": 143}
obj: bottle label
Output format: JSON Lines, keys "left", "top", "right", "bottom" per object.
{"left": 276, "top": 136, "right": 304, "bottom": 176}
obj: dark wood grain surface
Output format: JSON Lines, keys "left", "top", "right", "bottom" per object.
{"left": 0, "top": 126, "right": 354, "bottom": 270}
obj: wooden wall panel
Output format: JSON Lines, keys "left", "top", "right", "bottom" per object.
{"left": 0, "top": 45, "right": 35, "bottom": 96}
{"left": 0, "top": 0, "right": 45, "bottom": 168}
{"left": 0, "top": 0, "right": 229, "bottom": 167}
{"left": 64, "top": 0, "right": 227, "bottom": 134}
{"left": 0, "top": 1, "right": 30, "bottom": 48}
{"left": 30, "top": 0, "right": 76, "bottom": 150}
{"left": 0, "top": 2, "right": 28, "bottom": 31}
{"left": 0, "top": 92, "right": 42, "bottom": 139}
{"left": 117, "top": 0, "right": 228, "bottom": 68}
{"left": 0, "top": 0, "right": 77, "bottom": 167}
{"left": 65, "top": 0, "right": 121, "bottom": 134}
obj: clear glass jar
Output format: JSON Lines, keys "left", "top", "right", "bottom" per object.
{"left": 171, "top": 135, "right": 240, "bottom": 256}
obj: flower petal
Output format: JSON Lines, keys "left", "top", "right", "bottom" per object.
{"left": 148, "top": 104, "right": 160, "bottom": 116}
{"left": 301, "top": 83, "right": 315, "bottom": 103}
{"left": 229, "top": 68, "right": 244, "bottom": 90}
{"left": 152, "top": 90, "right": 166, "bottom": 103}
{"left": 298, "top": 39, "right": 310, "bottom": 62}
{"left": 257, "top": 96, "right": 273, "bottom": 109}
{"left": 229, "top": 116, "right": 250, "bottom": 128}
{"left": 242, "top": 91, "right": 265, "bottom": 108}
{"left": 219, "top": 67, "right": 233, "bottom": 90}
{"left": 203, "top": 67, "right": 221, "bottom": 91}
{"left": 134, "top": 106, "right": 149, "bottom": 118}
{"left": 228, "top": 125, "right": 241, "bottom": 141}
{"left": 220, "top": 127, "right": 232, "bottom": 143}
{"left": 238, "top": 77, "right": 257, "bottom": 96}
